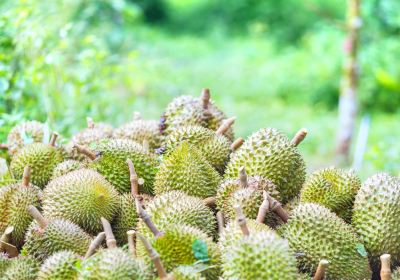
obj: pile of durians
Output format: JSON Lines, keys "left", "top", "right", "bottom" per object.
{"left": 0, "top": 89, "right": 398, "bottom": 280}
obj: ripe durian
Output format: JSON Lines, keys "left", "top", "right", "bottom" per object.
{"left": 161, "top": 89, "right": 234, "bottom": 140}
{"left": 0, "top": 252, "right": 12, "bottom": 275}
{"left": 225, "top": 128, "right": 307, "bottom": 203}
{"left": 114, "top": 112, "right": 162, "bottom": 150}
{"left": 281, "top": 203, "right": 371, "bottom": 280}
{"left": 154, "top": 142, "right": 221, "bottom": 198}
{"left": 0, "top": 166, "right": 41, "bottom": 247}
{"left": 1, "top": 256, "right": 40, "bottom": 280}
{"left": 6, "top": 120, "right": 46, "bottom": 156}
{"left": 352, "top": 173, "right": 400, "bottom": 261}
{"left": 162, "top": 123, "right": 234, "bottom": 172}
{"left": 300, "top": 167, "right": 360, "bottom": 221}
{"left": 23, "top": 206, "right": 92, "bottom": 261}
{"left": 76, "top": 138, "right": 159, "bottom": 194}
{"left": 37, "top": 250, "right": 80, "bottom": 280}
{"left": 42, "top": 169, "right": 119, "bottom": 233}
{"left": 10, "top": 133, "right": 64, "bottom": 188}
{"left": 51, "top": 159, "right": 84, "bottom": 179}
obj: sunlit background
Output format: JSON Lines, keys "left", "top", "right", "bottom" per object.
{"left": 0, "top": 0, "right": 399, "bottom": 178}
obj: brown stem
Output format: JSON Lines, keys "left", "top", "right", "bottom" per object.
{"left": 313, "top": 259, "right": 329, "bottom": 280}
{"left": 133, "top": 111, "right": 142, "bottom": 121}
{"left": 203, "top": 196, "right": 216, "bottom": 207}
{"left": 234, "top": 205, "right": 249, "bottom": 236}
{"left": 49, "top": 132, "right": 59, "bottom": 147}
{"left": 86, "top": 117, "right": 95, "bottom": 129}
{"left": 127, "top": 159, "right": 139, "bottom": 196}
{"left": 291, "top": 128, "right": 308, "bottom": 147}
{"left": 256, "top": 191, "right": 270, "bottom": 224}
{"left": 22, "top": 165, "right": 31, "bottom": 187}
{"left": 101, "top": 217, "right": 117, "bottom": 249}
{"left": 216, "top": 211, "right": 225, "bottom": 234}
{"left": 27, "top": 205, "right": 48, "bottom": 229}
{"left": 0, "top": 241, "right": 18, "bottom": 257}
{"left": 380, "top": 254, "right": 391, "bottom": 280}
{"left": 84, "top": 232, "right": 106, "bottom": 259}
{"left": 74, "top": 144, "right": 97, "bottom": 160}
{"left": 127, "top": 230, "right": 136, "bottom": 258}
{"left": 231, "top": 138, "right": 244, "bottom": 152}
{"left": 135, "top": 197, "right": 163, "bottom": 238}
{"left": 201, "top": 88, "right": 210, "bottom": 110}
{"left": 0, "top": 143, "right": 8, "bottom": 150}
{"left": 216, "top": 117, "right": 236, "bottom": 136}
{"left": 265, "top": 192, "right": 289, "bottom": 223}
{"left": 239, "top": 166, "right": 247, "bottom": 188}
{"left": 137, "top": 233, "right": 168, "bottom": 279}
{"left": 0, "top": 226, "right": 14, "bottom": 251}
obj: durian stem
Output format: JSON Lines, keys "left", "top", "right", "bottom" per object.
{"left": 137, "top": 233, "right": 169, "bottom": 279}
{"left": 27, "top": 205, "right": 48, "bottom": 229}
{"left": 313, "top": 260, "right": 329, "bottom": 280}
{"left": 127, "top": 159, "right": 139, "bottom": 196}
{"left": 0, "top": 241, "right": 18, "bottom": 257}
{"left": 0, "top": 143, "right": 8, "bottom": 150}
{"left": 215, "top": 117, "right": 236, "bottom": 136}
{"left": 234, "top": 205, "right": 250, "bottom": 236}
{"left": 291, "top": 128, "right": 308, "bottom": 147}
{"left": 264, "top": 191, "right": 289, "bottom": 223}
{"left": 256, "top": 192, "right": 270, "bottom": 224}
{"left": 84, "top": 232, "right": 106, "bottom": 259}
{"left": 49, "top": 132, "right": 59, "bottom": 147}
{"left": 22, "top": 165, "right": 31, "bottom": 187}
{"left": 74, "top": 144, "right": 97, "bottom": 160}
{"left": 203, "top": 196, "right": 216, "bottom": 207}
{"left": 216, "top": 211, "right": 225, "bottom": 234}
{"left": 135, "top": 197, "right": 164, "bottom": 238}
{"left": 101, "top": 217, "right": 117, "bottom": 249}
{"left": 239, "top": 166, "right": 248, "bottom": 188}
{"left": 86, "top": 117, "right": 95, "bottom": 129}
{"left": 201, "top": 88, "right": 210, "bottom": 109}
{"left": 133, "top": 111, "right": 142, "bottom": 121}
{"left": 127, "top": 230, "right": 136, "bottom": 258}
{"left": 0, "top": 226, "right": 14, "bottom": 251}
{"left": 231, "top": 138, "right": 244, "bottom": 152}
{"left": 380, "top": 254, "right": 391, "bottom": 280}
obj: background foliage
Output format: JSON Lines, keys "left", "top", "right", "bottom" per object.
{"left": 0, "top": 0, "right": 399, "bottom": 177}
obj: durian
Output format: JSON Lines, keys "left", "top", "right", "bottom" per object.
{"left": 1, "top": 256, "right": 40, "bottom": 280}
{"left": 37, "top": 250, "right": 80, "bottom": 280}
{"left": 0, "top": 252, "right": 12, "bottom": 275}
{"left": 6, "top": 120, "right": 46, "bottom": 156}
{"left": 51, "top": 159, "right": 84, "bottom": 179}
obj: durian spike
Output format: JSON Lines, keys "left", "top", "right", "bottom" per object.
{"left": 239, "top": 166, "right": 248, "bottom": 188}
{"left": 216, "top": 117, "right": 236, "bottom": 136}
{"left": 256, "top": 191, "right": 270, "bottom": 224}
{"left": 22, "top": 165, "right": 31, "bottom": 187}
{"left": 380, "top": 254, "right": 391, "bottom": 280}
{"left": 84, "top": 232, "right": 106, "bottom": 259}
{"left": 203, "top": 196, "right": 216, "bottom": 207}
{"left": 234, "top": 205, "right": 250, "bottom": 236}
{"left": 313, "top": 259, "right": 329, "bottom": 280}
{"left": 231, "top": 138, "right": 244, "bottom": 152}
{"left": 291, "top": 128, "right": 308, "bottom": 147}
{"left": 127, "top": 230, "right": 136, "bottom": 258}
{"left": 216, "top": 211, "right": 225, "bottom": 234}
{"left": 49, "top": 132, "right": 59, "bottom": 147}
{"left": 137, "top": 233, "right": 169, "bottom": 280}
{"left": 201, "top": 88, "right": 210, "bottom": 110}
{"left": 0, "top": 226, "right": 14, "bottom": 251}
{"left": 133, "top": 111, "right": 142, "bottom": 121}
{"left": 100, "top": 217, "right": 117, "bottom": 249}
{"left": 263, "top": 191, "right": 289, "bottom": 223}
{"left": 74, "top": 144, "right": 97, "bottom": 160}
{"left": 135, "top": 197, "right": 163, "bottom": 238}
{"left": 0, "top": 241, "right": 18, "bottom": 258}
{"left": 27, "top": 205, "right": 48, "bottom": 229}
{"left": 0, "top": 143, "right": 8, "bottom": 150}
{"left": 142, "top": 140, "right": 150, "bottom": 151}
{"left": 86, "top": 117, "right": 95, "bottom": 129}
{"left": 127, "top": 159, "right": 139, "bottom": 196}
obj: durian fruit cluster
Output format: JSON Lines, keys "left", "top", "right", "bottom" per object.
{"left": 0, "top": 89, "right": 398, "bottom": 280}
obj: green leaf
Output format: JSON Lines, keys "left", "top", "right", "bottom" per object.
{"left": 356, "top": 243, "right": 368, "bottom": 257}
{"left": 192, "top": 239, "right": 210, "bottom": 263}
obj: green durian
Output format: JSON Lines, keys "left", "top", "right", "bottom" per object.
{"left": 0, "top": 253, "right": 12, "bottom": 275}
{"left": 225, "top": 128, "right": 306, "bottom": 203}
{"left": 112, "top": 193, "right": 138, "bottom": 246}
{"left": 37, "top": 250, "right": 80, "bottom": 280}
{"left": 1, "top": 256, "right": 40, "bottom": 280}
{"left": 51, "top": 160, "right": 84, "bottom": 179}
{"left": 300, "top": 167, "right": 360, "bottom": 221}
{"left": 154, "top": 142, "right": 221, "bottom": 198}
{"left": 166, "top": 266, "right": 207, "bottom": 280}
{"left": 281, "top": 203, "right": 371, "bottom": 280}
{"left": 42, "top": 169, "right": 119, "bottom": 234}
{"left": 7, "top": 120, "right": 46, "bottom": 156}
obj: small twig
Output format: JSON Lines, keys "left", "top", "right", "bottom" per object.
{"left": 256, "top": 192, "right": 270, "bottom": 224}
{"left": 86, "top": 117, "right": 95, "bottom": 129}
{"left": 291, "top": 128, "right": 308, "bottom": 147}
{"left": 27, "top": 205, "right": 48, "bottom": 229}
{"left": 230, "top": 138, "right": 244, "bottom": 152}
{"left": 135, "top": 197, "right": 163, "bottom": 238}
{"left": 216, "top": 212, "right": 225, "bottom": 234}
{"left": 313, "top": 259, "right": 329, "bottom": 280}
{"left": 0, "top": 226, "right": 14, "bottom": 252}
{"left": 101, "top": 217, "right": 117, "bottom": 249}
{"left": 22, "top": 165, "right": 31, "bottom": 187}
{"left": 127, "top": 230, "right": 136, "bottom": 258}
{"left": 239, "top": 166, "right": 248, "bottom": 188}
{"left": 234, "top": 205, "right": 249, "bottom": 236}
{"left": 215, "top": 117, "right": 236, "bottom": 136}
{"left": 203, "top": 196, "right": 216, "bottom": 207}
{"left": 49, "top": 132, "right": 59, "bottom": 147}
{"left": 137, "top": 233, "right": 168, "bottom": 279}
{"left": 127, "top": 159, "right": 139, "bottom": 196}
{"left": 380, "top": 254, "right": 391, "bottom": 280}
{"left": 263, "top": 191, "right": 289, "bottom": 223}
{"left": 0, "top": 241, "right": 18, "bottom": 257}
{"left": 201, "top": 88, "right": 210, "bottom": 110}
{"left": 84, "top": 232, "right": 106, "bottom": 259}
{"left": 74, "top": 144, "right": 97, "bottom": 160}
